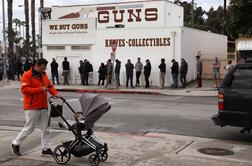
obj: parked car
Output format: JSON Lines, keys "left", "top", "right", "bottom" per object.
{"left": 212, "top": 61, "right": 252, "bottom": 134}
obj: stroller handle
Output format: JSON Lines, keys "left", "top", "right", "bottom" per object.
{"left": 49, "top": 95, "right": 66, "bottom": 103}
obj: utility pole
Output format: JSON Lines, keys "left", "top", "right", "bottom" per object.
{"left": 2, "top": 0, "right": 7, "bottom": 79}
{"left": 39, "top": 0, "right": 44, "bottom": 58}
{"left": 223, "top": 0, "right": 227, "bottom": 34}
{"left": 191, "top": 0, "right": 195, "bottom": 27}
{"left": 224, "top": 0, "right": 227, "bottom": 17}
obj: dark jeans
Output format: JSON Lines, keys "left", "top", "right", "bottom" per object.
{"left": 105, "top": 73, "right": 112, "bottom": 87}
{"left": 172, "top": 73, "right": 178, "bottom": 88}
{"left": 115, "top": 73, "right": 120, "bottom": 87}
{"left": 98, "top": 79, "right": 105, "bottom": 86}
{"left": 16, "top": 73, "right": 22, "bottom": 81}
{"left": 0, "top": 72, "right": 3, "bottom": 80}
{"left": 197, "top": 74, "right": 202, "bottom": 87}
{"left": 51, "top": 72, "right": 60, "bottom": 85}
{"left": 79, "top": 73, "right": 84, "bottom": 85}
{"left": 145, "top": 74, "right": 150, "bottom": 88}
{"left": 180, "top": 74, "right": 186, "bottom": 88}
{"left": 63, "top": 71, "right": 69, "bottom": 85}
{"left": 83, "top": 72, "right": 89, "bottom": 85}
{"left": 136, "top": 71, "right": 141, "bottom": 86}
{"left": 7, "top": 70, "right": 14, "bottom": 81}
{"left": 126, "top": 74, "right": 133, "bottom": 87}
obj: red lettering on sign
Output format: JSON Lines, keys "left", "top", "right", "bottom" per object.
{"left": 98, "top": 8, "right": 158, "bottom": 23}
{"left": 98, "top": 11, "right": 109, "bottom": 23}
{"left": 145, "top": 8, "right": 158, "bottom": 21}
{"left": 128, "top": 9, "right": 142, "bottom": 22}
{"left": 113, "top": 10, "right": 125, "bottom": 22}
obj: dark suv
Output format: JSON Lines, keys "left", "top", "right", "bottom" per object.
{"left": 212, "top": 62, "right": 252, "bottom": 133}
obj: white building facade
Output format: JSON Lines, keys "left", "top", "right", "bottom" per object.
{"left": 42, "top": 0, "right": 227, "bottom": 86}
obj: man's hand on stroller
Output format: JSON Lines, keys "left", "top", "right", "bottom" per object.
{"left": 42, "top": 87, "right": 49, "bottom": 91}
{"left": 56, "top": 95, "right": 66, "bottom": 100}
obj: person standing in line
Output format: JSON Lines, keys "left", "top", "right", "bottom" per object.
{"left": 196, "top": 55, "right": 203, "bottom": 88}
{"left": 78, "top": 60, "right": 84, "bottom": 85}
{"left": 8, "top": 57, "right": 15, "bottom": 81}
{"left": 212, "top": 57, "right": 221, "bottom": 88}
{"left": 171, "top": 59, "right": 179, "bottom": 88}
{"left": 11, "top": 58, "right": 59, "bottom": 156}
{"left": 50, "top": 58, "right": 60, "bottom": 85}
{"left": 0, "top": 58, "right": 4, "bottom": 81}
{"left": 135, "top": 57, "right": 143, "bottom": 87}
{"left": 144, "top": 59, "right": 151, "bottom": 88}
{"left": 12, "top": 58, "right": 19, "bottom": 81}
{"left": 82, "top": 59, "right": 89, "bottom": 85}
{"left": 125, "top": 59, "right": 134, "bottom": 88}
{"left": 224, "top": 60, "right": 234, "bottom": 73}
{"left": 98, "top": 63, "right": 106, "bottom": 86}
{"left": 180, "top": 58, "right": 188, "bottom": 88}
{"left": 115, "top": 59, "right": 121, "bottom": 88}
{"left": 24, "top": 58, "right": 33, "bottom": 72}
{"left": 87, "top": 61, "right": 93, "bottom": 85}
{"left": 17, "top": 58, "right": 24, "bottom": 80}
{"left": 158, "top": 58, "right": 166, "bottom": 89}
{"left": 105, "top": 59, "right": 113, "bottom": 88}
{"left": 62, "top": 57, "right": 70, "bottom": 85}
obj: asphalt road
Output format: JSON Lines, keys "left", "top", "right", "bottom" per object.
{"left": 0, "top": 88, "right": 251, "bottom": 143}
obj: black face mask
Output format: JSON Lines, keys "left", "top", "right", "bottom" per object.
{"left": 32, "top": 68, "right": 42, "bottom": 78}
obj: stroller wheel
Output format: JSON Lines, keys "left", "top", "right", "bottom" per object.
{"left": 53, "top": 145, "right": 71, "bottom": 165}
{"left": 99, "top": 150, "right": 108, "bottom": 162}
{"left": 88, "top": 153, "right": 100, "bottom": 166}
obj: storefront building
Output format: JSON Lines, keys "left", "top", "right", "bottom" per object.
{"left": 42, "top": 0, "right": 227, "bottom": 86}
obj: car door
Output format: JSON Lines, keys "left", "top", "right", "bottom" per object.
{"left": 224, "top": 66, "right": 252, "bottom": 115}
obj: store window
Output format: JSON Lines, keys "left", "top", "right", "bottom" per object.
{"left": 47, "top": 46, "right": 65, "bottom": 51}
{"left": 71, "top": 45, "right": 91, "bottom": 50}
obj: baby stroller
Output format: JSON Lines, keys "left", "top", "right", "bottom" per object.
{"left": 49, "top": 93, "right": 111, "bottom": 166}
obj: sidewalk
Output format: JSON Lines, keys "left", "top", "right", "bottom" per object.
{"left": 0, "top": 79, "right": 218, "bottom": 97}
{"left": 1, "top": 126, "right": 252, "bottom": 166}
{"left": 0, "top": 81, "right": 251, "bottom": 166}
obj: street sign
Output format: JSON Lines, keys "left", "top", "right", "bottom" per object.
{"left": 111, "top": 40, "right": 117, "bottom": 53}
{"left": 41, "top": 7, "right": 52, "bottom": 20}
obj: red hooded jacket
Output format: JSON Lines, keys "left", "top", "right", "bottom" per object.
{"left": 21, "top": 68, "right": 58, "bottom": 110}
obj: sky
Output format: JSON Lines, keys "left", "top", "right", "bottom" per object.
{"left": 0, "top": 0, "right": 227, "bottom": 41}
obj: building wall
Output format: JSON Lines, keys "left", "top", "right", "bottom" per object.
{"left": 51, "top": 0, "right": 183, "bottom": 29}
{"left": 164, "top": 1, "right": 183, "bottom": 27}
{"left": 92, "top": 27, "right": 182, "bottom": 87}
{"left": 181, "top": 27, "right": 227, "bottom": 80}
{"left": 44, "top": 27, "right": 182, "bottom": 86}
{"left": 43, "top": 1, "right": 227, "bottom": 86}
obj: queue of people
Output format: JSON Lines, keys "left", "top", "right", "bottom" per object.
{"left": 29, "top": 57, "right": 190, "bottom": 88}
{"left": 82, "top": 57, "right": 187, "bottom": 89}
{"left": 0, "top": 54, "right": 233, "bottom": 89}
{"left": 52, "top": 56, "right": 233, "bottom": 89}
{"left": 0, "top": 55, "right": 33, "bottom": 81}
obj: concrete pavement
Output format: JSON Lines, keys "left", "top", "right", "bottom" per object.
{"left": 1, "top": 80, "right": 241, "bottom": 166}
{"left": 0, "top": 79, "right": 218, "bottom": 96}
{"left": 0, "top": 126, "right": 252, "bottom": 166}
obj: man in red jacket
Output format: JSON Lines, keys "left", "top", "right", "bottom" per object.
{"left": 11, "top": 58, "right": 59, "bottom": 156}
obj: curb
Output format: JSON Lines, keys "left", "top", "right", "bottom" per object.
{"left": 56, "top": 88, "right": 161, "bottom": 95}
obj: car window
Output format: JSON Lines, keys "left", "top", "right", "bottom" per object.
{"left": 229, "top": 69, "right": 252, "bottom": 89}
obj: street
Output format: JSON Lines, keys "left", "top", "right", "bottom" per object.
{"left": 0, "top": 88, "right": 251, "bottom": 143}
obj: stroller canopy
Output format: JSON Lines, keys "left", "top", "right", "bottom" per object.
{"left": 79, "top": 93, "right": 110, "bottom": 129}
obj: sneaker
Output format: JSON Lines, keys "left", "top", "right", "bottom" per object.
{"left": 11, "top": 144, "right": 21, "bottom": 156}
{"left": 42, "top": 148, "right": 54, "bottom": 156}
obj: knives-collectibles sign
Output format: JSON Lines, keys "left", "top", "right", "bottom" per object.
{"left": 42, "top": 18, "right": 96, "bottom": 45}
